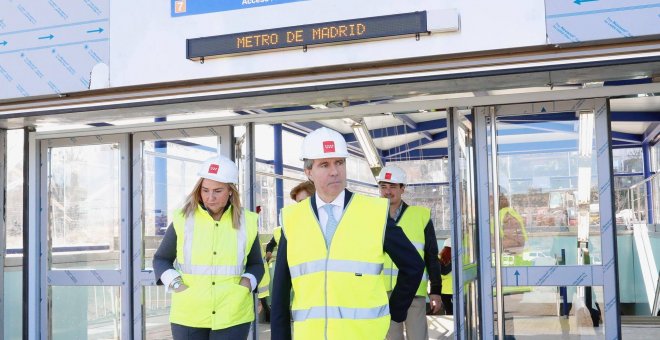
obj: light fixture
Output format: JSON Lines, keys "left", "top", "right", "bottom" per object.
{"left": 578, "top": 110, "right": 594, "bottom": 157}
{"left": 351, "top": 119, "right": 383, "bottom": 177}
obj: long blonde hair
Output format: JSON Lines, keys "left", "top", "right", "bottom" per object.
{"left": 181, "top": 178, "right": 243, "bottom": 229}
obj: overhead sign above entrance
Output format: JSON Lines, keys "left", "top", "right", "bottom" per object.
{"left": 171, "top": 0, "right": 307, "bottom": 17}
{"left": 186, "top": 11, "right": 428, "bottom": 60}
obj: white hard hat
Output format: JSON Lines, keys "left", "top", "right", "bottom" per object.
{"left": 376, "top": 164, "right": 407, "bottom": 185}
{"left": 443, "top": 238, "right": 451, "bottom": 248}
{"left": 197, "top": 155, "right": 239, "bottom": 184}
{"left": 300, "top": 127, "right": 349, "bottom": 161}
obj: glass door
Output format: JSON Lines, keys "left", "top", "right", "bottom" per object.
{"left": 39, "top": 134, "right": 130, "bottom": 339}
{"left": 473, "top": 99, "right": 621, "bottom": 339}
{"left": 132, "top": 126, "right": 233, "bottom": 339}
{"left": 448, "top": 108, "right": 481, "bottom": 339}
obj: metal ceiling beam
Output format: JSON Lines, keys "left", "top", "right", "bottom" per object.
{"left": 643, "top": 122, "right": 660, "bottom": 145}
{"left": 385, "top": 148, "right": 448, "bottom": 161}
{"left": 344, "top": 119, "right": 447, "bottom": 143}
{"left": 383, "top": 131, "right": 448, "bottom": 159}
{"left": 612, "top": 131, "right": 643, "bottom": 144}
{"left": 31, "top": 83, "right": 660, "bottom": 140}
{"left": 611, "top": 111, "right": 660, "bottom": 122}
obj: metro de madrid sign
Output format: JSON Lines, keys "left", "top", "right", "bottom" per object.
{"left": 171, "top": 0, "right": 307, "bottom": 17}
{"left": 186, "top": 12, "right": 428, "bottom": 60}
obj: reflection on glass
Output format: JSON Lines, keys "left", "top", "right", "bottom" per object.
{"left": 501, "top": 286, "right": 604, "bottom": 338}
{"left": 51, "top": 286, "right": 121, "bottom": 340}
{"left": 457, "top": 115, "right": 477, "bottom": 264}
{"left": 48, "top": 144, "right": 120, "bottom": 270}
{"left": 143, "top": 285, "right": 172, "bottom": 339}
{"left": 6, "top": 130, "right": 24, "bottom": 340}
{"left": 142, "top": 137, "right": 218, "bottom": 269}
{"left": 493, "top": 112, "right": 601, "bottom": 266}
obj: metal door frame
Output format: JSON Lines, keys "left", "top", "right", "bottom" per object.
{"left": 30, "top": 133, "right": 131, "bottom": 339}
{"left": 131, "top": 125, "right": 233, "bottom": 339}
{"left": 448, "top": 107, "right": 481, "bottom": 340}
{"left": 472, "top": 98, "right": 621, "bottom": 339}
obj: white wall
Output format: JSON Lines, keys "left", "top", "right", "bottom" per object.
{"left": 110, "top": 0, "right": 547, "bottom": 87}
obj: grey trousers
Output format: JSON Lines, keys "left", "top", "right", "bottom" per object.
{"left": 171, "top": 322, "right": 251, "bottom": 340}
{"left": 387, "top": 296, "right": 429, "bottom": 340}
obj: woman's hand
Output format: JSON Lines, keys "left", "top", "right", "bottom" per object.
{"left": 239, "top": 277, "right": 252, "bottom": 291}
{"left": 174, "top": 283, "right": 188, "bottom": 293}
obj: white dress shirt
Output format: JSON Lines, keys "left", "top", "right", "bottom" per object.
{"left": 315, "top": 191, "right": 345, "bottom": 234}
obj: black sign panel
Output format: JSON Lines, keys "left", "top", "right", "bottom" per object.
{"left": 187, "top": 11, "right": 427, "bottom": 59}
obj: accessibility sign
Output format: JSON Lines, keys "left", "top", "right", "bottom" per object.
{"left": 171, "top": 0, "right": 307, "bottom": 17}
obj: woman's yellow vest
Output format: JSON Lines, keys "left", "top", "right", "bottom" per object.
{"left": 273, "top": 226, "right": 282, "bottom": 244}
{"left": 170, "top": 205, "right": 258, "bottom": 330}
{"left": 441, "top": 272, "right": 453, "bottom": 295}
{"left": 282, "top": 194, "right": 390, "bottom": 340}
{"left": 382, "top": 206, "right": 430, "bottom": 297}
{"left": 258, "top": 261, "right": 270, "bottom": 298}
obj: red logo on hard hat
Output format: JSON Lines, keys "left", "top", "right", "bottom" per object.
{"left": 385, "top": 172, "right": 392, "bottom": 180}
{"left": 323, "top": 141, "right": 335, "bottom": 153}
{"left": 208, "top": 164, "right": 219, "bottom": 174}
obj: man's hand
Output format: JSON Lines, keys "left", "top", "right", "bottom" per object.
{"left": 239, "top": 277, "right": 252, "bottom": 291}
{"left": 429, "top": 294, "right": 442, "bottom": 314}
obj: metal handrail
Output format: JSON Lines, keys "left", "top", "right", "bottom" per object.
{"left": 654, "top": 272, "right": 660, "bottom": 316}
{"left": 629, "top": 171, "right": 660, "bottom": 190}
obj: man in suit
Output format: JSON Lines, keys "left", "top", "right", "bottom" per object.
{"left": 271, "top": 127, "right": 424, "bottom": 340}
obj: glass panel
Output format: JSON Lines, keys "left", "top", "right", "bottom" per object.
{"left": 143, "top": 285, "right": 172, "bottom": 339}
{"left": 493, "top": 112, "right": 601, "bottom": 266}
{"left": 142, "top": 136, "right": 218, "bottom": 269}
{"left": 456, "top": 116, "right": 477, "bottom": 264}
{"left": 388, "top": 159, "right": 451, "bottom": 235}
{"left": 502, "top": 285, "right": 604, "bottom": 338}
{"left": 5, "top": 130, "right": 24, "bottom": 340}
{"left": 456, "top": 112, "right": 479, "bottom": 340}
{"left": 48, "top": 144, "right": 121, "bottom": 270}
{"left": 51, "top": 286, "right": 121, "bottom": 340}
{"left": 612, "top": 148, "right": 643, "bottom": 174}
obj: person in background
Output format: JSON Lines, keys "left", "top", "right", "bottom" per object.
{"left": 438, "top": 238, "right": 453, "bottom": 315}
{"left": 377, "top": 164, "right": 442, "bottom": 340}
{"left": 153, "top": 155, "right": 264, "bottom": 340}
{"left": 258, "top": 181, "right": 315, "bottom": 322}
{"left": 271, "top": 127, "right": 423, "bottom": 340}
{"left": 264, "top": 181, "right": 316, "bottom": 262}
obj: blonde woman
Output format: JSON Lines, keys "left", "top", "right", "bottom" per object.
{"left": 153, "top": 155, "right": 264, "bottom": 339}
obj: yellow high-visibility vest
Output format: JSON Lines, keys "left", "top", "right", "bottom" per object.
{"left": 441, "top": 272, "right": 453, "bottom": 295}
{"left": 170, "top": 205, "right": 258, "bottom": 330}
{"left": 382, "top": 205, "right": 430, "bottom": 297}
{"left": 274, "top": 226, "right": 282, "bottom": 244}
{"left": 283, "top": 194, "right": 390, "bottom": 340}
{"left": 258, "top": 261, "right": 270, "bottom": 298}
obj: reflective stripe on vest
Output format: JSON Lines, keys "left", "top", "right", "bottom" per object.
{"left": 383, "top": 205, "right": 430, "bottom": 296}
{"left": 292, "top": 304, "right": 390, "bottom": 322}
{"left": 258, "top": 261, "right": 270, "bottom": 298}
{"left": 170, "top": 205, "right": 258, "bottom": 330}
{"left": 283, "top": 193, "right": 390, "bottom": 340}
{"left": 383, "top": 268, "right": 429, "bottom": 281}
{"left": 290, "top": 259, "right": 383, "bottom": 278}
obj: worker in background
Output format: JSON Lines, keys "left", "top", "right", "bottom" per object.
{"left": 377, "top": 164, "right": 442, "bottom": 340}
{"left": 271, "top": 127, "right": 424, "bottom": 340}
{"left": 438, "top": 238, "right": 453, "bottom": 315}
{"left": 264, "top": 181, "right": 315, "bottom": 262}
{"left": 153, "top": 155, "right": 264, "bottom": 339}
{"left": 258, "top": 181, "right": 315, "bottom": 322}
